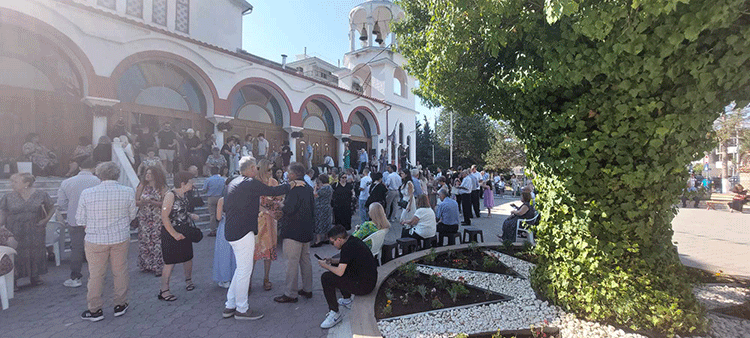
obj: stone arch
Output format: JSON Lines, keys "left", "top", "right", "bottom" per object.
{"left": 226, "top": 78, "right": 293, "bottom": 128}
{"left": 0, "top": 8, "right": 95, "bottom": 97}
{"left": 350, "top": 63, "right": 372, "bottom": 96}
{"left": 393, "top": 67, "right": 408, "bottom": 98}
{"left": 347, "top": 106, "right": 381, "bottom": 135}
{"left": 296, "top": 94, "right": 345, "bottom": 134}
{"left": 110, "top": 51, "right": 219, "bottom": 116}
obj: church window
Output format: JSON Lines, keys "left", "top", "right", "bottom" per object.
{"left": 152, "top": 0, "right": 168, "bottom": 26}
{"left": 126, "top": 0, "right": 143, "bottom": 18}
{"left": 175, "top": 0, "right": 190, "bottom": 33}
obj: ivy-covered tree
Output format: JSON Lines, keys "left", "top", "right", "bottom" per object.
{"left": 394, "top": 0, "right": 750, "bottom": 335}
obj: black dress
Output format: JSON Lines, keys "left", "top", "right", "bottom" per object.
{"left": 332, "top": 182, "right": 353, "bottom": 230}
{"left": 161, "top": 190, "right": 194, "bottom": 264}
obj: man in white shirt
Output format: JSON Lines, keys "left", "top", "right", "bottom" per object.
{"left": 470, "top": 165, "right": 482, "bottom": 218}
{"left": 58, "top": 158, "right": 101, "bottom": 288}
{"left": 358, "top": 169, "right": 372, "bottom": 222}
{"left": 77, "top": 162, "right": 137, "bottom": 322}
{"left": 458, "top": 170, "right": 474, "bottom": 225}
{"left": 256, "top": 133, "right": 269, "bottom": 160}
{"left": 384, "top": 165, "right": 402, "bottom": 221}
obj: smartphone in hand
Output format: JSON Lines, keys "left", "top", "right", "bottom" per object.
{"left": 510, "top": 203, "right": 518, "bottom": 209}
{"left": 314, "top": 254, "right": 323, "bottom": 260}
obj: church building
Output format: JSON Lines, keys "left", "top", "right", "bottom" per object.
{"left": 0, "top": 0, "right": 418, "bottom": 171}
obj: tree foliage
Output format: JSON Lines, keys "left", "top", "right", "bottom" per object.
{"left": 434, "top": 109, "right": 495, "bottom": 168}
{"left": 483, "top": 122, "right": 526, "bottom": 172}
{"left": 394, "top": 0, "right": 750, "bottom": 335}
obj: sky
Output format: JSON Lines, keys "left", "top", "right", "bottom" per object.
{"left": 240, "top": 0, "right": 440, "bottom": 125}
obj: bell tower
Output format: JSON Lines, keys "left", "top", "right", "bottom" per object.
{"left": 334, "top": 0, "right": 418, "bottom": 170}
{"left": 336, "top": 0, "right": 413, "bottom": 108}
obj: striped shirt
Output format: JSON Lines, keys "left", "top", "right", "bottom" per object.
{"left": 77, "top": 181, "right": 137, "bottom": 245}
{"left": 57, "top": 171, "right": 101, "bottom": 227}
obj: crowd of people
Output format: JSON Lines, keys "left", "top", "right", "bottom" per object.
{"left": 2, "top": 134, "right": 538, "bottom": 329}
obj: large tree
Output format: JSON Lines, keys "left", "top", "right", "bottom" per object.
{"left": 483, "top": 122, "right": 526, "bottom": 172}
{"left": 434, "top": 109, "right": 495, "bottom": 168}
{"left": 394, "top": 0, "right": 750, "bottom": 335}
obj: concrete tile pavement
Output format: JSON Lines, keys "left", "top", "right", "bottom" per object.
{"left": 4, "top": 194, "right": 739, "bottom": 338}
{"left": 0, "top": 234, "right": 343, "bottom": 338}
{"left": 672, "top": 207, "right": 750, "bottom": 278}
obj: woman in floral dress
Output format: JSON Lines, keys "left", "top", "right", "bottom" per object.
{"left": 136, "top": 166, "right": 168, "bottom": 276}
{"left": 253, "top": 159, "right": 282, "bottom": 291}
{"left": 311, "top": 174, "right": 333, "bottom": 247}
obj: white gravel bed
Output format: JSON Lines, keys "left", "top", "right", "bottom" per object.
{"left": 377, "top": 250, "right": 750, "bottom": 338}
{"left": 693, "top": 283, "right": 749, "bottom": 310}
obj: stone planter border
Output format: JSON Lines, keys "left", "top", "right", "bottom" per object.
{"left": 350, "top": 241, "right": 512, "bottom": 338}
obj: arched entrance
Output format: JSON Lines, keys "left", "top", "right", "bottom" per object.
{"left": 227, "top": 82, "right": 290, "bottom": 153}
{"left": 0, "top": 23, "right": 90, "bottom": 174}
{"left": 347, "top": 109, "right": 379, "bottom": 168}
{"left": 299, "top": 98, "right": 341, "bottom": 167}
{"left": 114, "top": 59, "right": 212, "bottom": 138}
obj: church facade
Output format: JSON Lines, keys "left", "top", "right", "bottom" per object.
{"left": 0, "top": 0, "right": 418, "bottom": 170}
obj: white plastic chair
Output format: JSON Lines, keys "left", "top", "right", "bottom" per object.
{"left": 46, "top": 221, "right": 62, "bottom": 267}
{"left": 0, "top": 246, "right": 17, "bottom": 310}
{"left": 516, "top": 213, "right": 539, "bottom": 246}
{"left": 363, "top": 229, "right": 389, "bottom": 262}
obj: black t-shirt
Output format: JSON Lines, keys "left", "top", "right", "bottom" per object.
{"left": 185, "top": 136, "right": 201, "bottom": 150}
{"left": 158, "top": 130, "right": 177, "bottom": 149}
{"left": 339, "top": 236, "right": 378, "bottom": 283}
{"left": 138, "top": 132, "right": 155, "bottom": 151}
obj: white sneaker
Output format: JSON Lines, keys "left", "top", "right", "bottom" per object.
{"left": 320, "top": 310, "right": 343, "bottom": 329}
{"left": 337, "top": 297, "right": 353, "bottom": 309}
{"left": 218, "top": 281, "right": 231, "bottom": 289}
{"left": 64, "top": 278, "right": 82, "bottom": 288}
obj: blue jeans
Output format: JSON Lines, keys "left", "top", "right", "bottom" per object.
{"left": 358, "top": 199, "right": 369, "bottom": 222}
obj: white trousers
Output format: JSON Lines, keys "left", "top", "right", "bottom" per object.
{"left": 225, "top": 231, "right": 255, "bottom": 313}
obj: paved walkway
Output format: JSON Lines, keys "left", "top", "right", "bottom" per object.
{"left": 672, "top": 207, "right": 750, "bottom": 278}
{"left": 1, "top": 194, "right": 746, "bottom": 337}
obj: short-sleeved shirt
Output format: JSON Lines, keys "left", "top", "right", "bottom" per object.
{"left": 158, "top": 130, "right": 178, "bottom": 149}
{"left": 359, "top": 175, "right": 372, "bottom": 201}
{"left": 339, "top": 236, "right": 378, "bottom": 283}
{"left": 411, "top": 207, "right": 437, "bottom": 238}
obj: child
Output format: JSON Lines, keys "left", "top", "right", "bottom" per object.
{"left": 483, "top": 181, "right": 494, "bottom": 217}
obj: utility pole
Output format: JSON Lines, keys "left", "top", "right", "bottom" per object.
{"left": 450, "top": 110, "right": 453, "bottom": 168}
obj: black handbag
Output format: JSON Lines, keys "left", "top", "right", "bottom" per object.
{"left": 190, "top": 188, "right": 205, "bottom": 207}
{"left": 175, "top": 220, "right": 203, "bottom": 243}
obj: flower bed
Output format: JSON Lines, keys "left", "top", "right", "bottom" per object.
{"left": 375, "top": 261, "right": 510, "bottom": 319}
{"left": 416, "top": 246, "right": 522, "bottom": 277}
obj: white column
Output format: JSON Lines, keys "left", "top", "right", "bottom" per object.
{"left": 284, "top": 126, "right": 303, "bottom": 164}
{"left": 350, "top": 29, "right": 356, "bottom": 52}
{"left": 81, "top": 96, "right": 120, "bottom": 146}
{"left": 367, "top": 21, "right": 373, "bottom": 47}
{"left": 208, "top": 116, "right": 235, "bottom": 149}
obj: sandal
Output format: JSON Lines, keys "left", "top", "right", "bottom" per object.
{"left": 158, "top": 289, "right": 177, "bottom": 301}
{"left": 185, "top": 278, "right": 195, "bottom": 291}
{"left": 263, "top": 279, "right": 272, "bottom": 291}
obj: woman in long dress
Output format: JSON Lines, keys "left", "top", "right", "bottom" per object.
{"left": 136, "top": 166, "right": 167, "bottom": 276}
{"left": 252, "top": 159, "right": 282, "bottom": 291}
{"left": 399, "top": 170, "right": 416, "bottom": 223}
{"left": 212, "top": 179, "right": 235, "bottom": 288}
{"left": 0, "top": 173, "right": 55, "bottom": 287}
{"left": 343, "top": 143, "right": 351, "bottom": 170}
{"left": 332, "top": 173, "right": 354, "bottom": 230}
{"left": 158, "top": 171, "right": 198, "bottom": 301}
{"left": 311, "top": 174, "right": 333, "bottom": 247}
